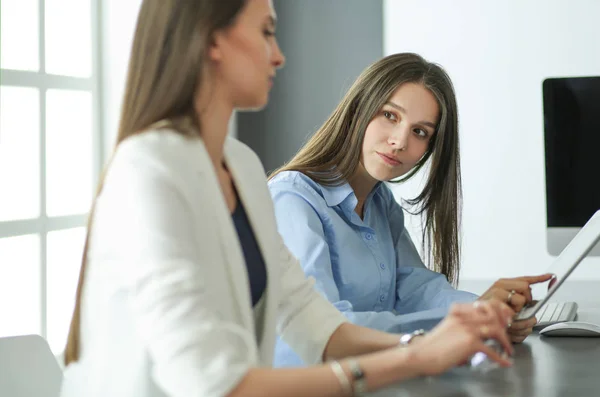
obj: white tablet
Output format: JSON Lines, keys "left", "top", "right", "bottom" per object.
{"left": 515, "top": 209, "right": 600, "bottom": 321}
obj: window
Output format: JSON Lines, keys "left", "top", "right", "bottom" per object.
{"left": 0, "top": 0, "right": 101, "bottom": 354}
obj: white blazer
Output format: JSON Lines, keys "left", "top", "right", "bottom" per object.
{"left": 60, "top": 127, "right": 347, "bottom": 397}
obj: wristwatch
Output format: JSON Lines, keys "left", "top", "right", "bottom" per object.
{"left": 398, "top": 329, "right": 426, "bottom": 346}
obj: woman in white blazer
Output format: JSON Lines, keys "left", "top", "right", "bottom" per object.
{"left": 60, "top": 1, "right": 515, "bottom": 396}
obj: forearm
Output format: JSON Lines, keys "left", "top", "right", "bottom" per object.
{"left": 228, "top": 348, "right": 421, "bottom": 397}
{"left": 323, "top": 323, "right": 402, "bottom": 361}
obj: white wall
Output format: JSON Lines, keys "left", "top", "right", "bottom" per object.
{"left": 384, "top": 0, "right": 600, "bottom": 281}
{"left": 101, "top": 0, "right": 142, "bottom": 158}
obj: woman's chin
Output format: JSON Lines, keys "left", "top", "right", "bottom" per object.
{"left": 367, "top": 166, "right": 403, "bottom": 183}
{"left": 237, "top": 95, "right": 269, "bottom": 112}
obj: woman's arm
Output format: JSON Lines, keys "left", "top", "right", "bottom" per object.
{"left": 228, "top": 300, "right": 514, "bottom": 397}
{"left": 322, "top": 322, "right": 405, "bottom": 360}
{"left": 388, "top": 192, "right": 545, "bottom": 343}
{"left": 389, "top": 202, "right": 478, "bottom": 312}
{"left": 229, "top": 347, "right": 420, "bottom": 397}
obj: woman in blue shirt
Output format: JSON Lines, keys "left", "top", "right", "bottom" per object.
{"left": 268, "top": 53, "right": 550, "bottom": 367}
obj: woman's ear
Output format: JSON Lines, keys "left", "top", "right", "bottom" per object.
{"left": 208, "top": 32, "right": 224, "bottom": 62}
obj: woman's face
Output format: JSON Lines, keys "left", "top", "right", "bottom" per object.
{"left": 209, "top": 0, "right": 285, "bottom": 110}
{"left": 360, "top": 82, "right": 439, "bottom": 182}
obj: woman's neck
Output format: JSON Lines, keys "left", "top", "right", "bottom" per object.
{"left": 349, "top": 164, "right": 379, "bottom": 219}
{"left": 195, "top": 80, "right": 234, "bottom": 170}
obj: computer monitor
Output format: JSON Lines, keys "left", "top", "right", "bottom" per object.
{"left": 543, "top": 76, "right": 600, "bottom": 256}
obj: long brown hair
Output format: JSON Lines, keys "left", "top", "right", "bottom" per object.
{"left": 64, "top": 0, "right": 246, "bottom": 365}
{"left": 270, "top": 53, "right": 462, "bottom": 285}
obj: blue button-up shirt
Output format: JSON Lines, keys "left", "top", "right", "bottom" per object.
{"left": 268, "top": 171, "right": 478, "bottom": 367}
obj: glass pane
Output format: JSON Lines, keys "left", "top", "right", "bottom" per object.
{"left": 0, "top": 0, "right": 39, "bottom": 71}
{"left": 46, "top": 89, "right": 93, "bottom": 217}
{"left": 0, "top": 86, "right": 40, "bottom": 221}
{"left": 0, "top": 234, "right": 41, "bottom": 338}
{"left": 45, "top": 0, "right": 92, "bottom": 77}
{"left": 46, "top": 227, "right": 85, "bottom": 354}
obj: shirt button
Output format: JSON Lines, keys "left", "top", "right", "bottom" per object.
{"left": 379, "top": 263, "right": 386, "bottom": 269}
{"left": 379, "top": 295, "right": 385, "bottom": 302}
{"left": 365, "top": 233, "right": 373, "bottom": 240}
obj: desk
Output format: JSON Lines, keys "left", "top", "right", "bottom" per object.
{"left": 370, "top": 280, "right": 600, "bottom": 397}
{"left": 371, "top": 333, "right": 600, "bottom": 397}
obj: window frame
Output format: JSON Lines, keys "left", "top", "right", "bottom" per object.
{"left": 0, "top": 0, "right": 103, "bottom": 347}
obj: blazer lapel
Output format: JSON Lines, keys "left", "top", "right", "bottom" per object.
{"left": 224, "top": 146, "right": 273, "bottom": 288}
{"left": 195, "top": 140, "right": 254, "bottom": 330}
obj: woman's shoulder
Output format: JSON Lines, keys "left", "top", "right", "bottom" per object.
{"left": 114, "top": 127, "right": 204, "bottom": 170}
{"left": 104, "top": 128, "right": 216, "bottom": 204}
{"left": 111, "top": 127, "right": 263, "bottom": 176}
{"left": 268, "top": 171, "right": 324, "bottom": 198}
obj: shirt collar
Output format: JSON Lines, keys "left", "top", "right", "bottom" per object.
{"left": 320, "top": 182, "right": 354, "bottom": 207}
{"left": 319, "top": 181, "right": 385, "bottom": 208}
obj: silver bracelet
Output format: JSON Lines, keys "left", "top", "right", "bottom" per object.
{"left": 398, "top": 329, "right": 426, "bottom": 347}
{"left": 330, "top": 360, "right": 352, "bottom": 396}
{"left": 348, "top": 359, "right": 367, "bottom": 396}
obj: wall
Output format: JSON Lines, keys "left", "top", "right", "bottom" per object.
{"left": 100, "top": 0, "right": 142, "bottom": 159}
{"left": 384, "top": 0, "right": 600, "bottom": 281}
{"left": 237, "top": 0, "right": 384, "bottom": 172}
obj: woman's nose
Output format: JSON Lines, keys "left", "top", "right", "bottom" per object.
{"left": 387, "top": 128, "right": 409, "bottom": 151}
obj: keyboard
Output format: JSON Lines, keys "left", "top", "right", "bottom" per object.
{"left": 534, "top": 301, "right": 578, "bottom": 330}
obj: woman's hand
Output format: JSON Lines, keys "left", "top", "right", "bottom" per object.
{"left": 477, "top": 274, "right": 553, "bottom": 343}
{"left": 408, "top": 300, "right": 514, "bottom": 377}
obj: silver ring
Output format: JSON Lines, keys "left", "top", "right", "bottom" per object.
{"left": 507, "top": 289, "right": 516, "bottom": 304}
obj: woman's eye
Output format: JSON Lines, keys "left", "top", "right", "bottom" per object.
{"left": 263, "top": 30, "right": 275, "bottom": 37}
{"left": 383, "top": 111, "right": 396, "bottom": 121}
{"left": 414, "top": 129, "right": 428, "bottom": 138}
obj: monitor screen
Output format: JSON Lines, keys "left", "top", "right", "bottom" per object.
{"left": 543, "top": 76, "right": 600, "bottom": 227}
{"left": 543, "top": 76, "right": 600, "bottom": 256}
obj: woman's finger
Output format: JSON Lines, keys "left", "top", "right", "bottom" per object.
{"left": 507, "top": 292, "right": 528, "bottom": 312}
{"left": 489, "top": 324, "right": 514, "bottom": 356}
{"left": 508, "top": 327, "right": 534, "bottom": 337}
{"left": 472, "top": 316, "right": 513, "bottom": 356}
{"left": 474, "top": 341, "right": 513, "bottom": 367}
{"left": 480, "top": 299, "right": 515, "bottom": 327}
{"left": 494, "top": 280, "right": 533, "bottom": 302}
{"left": 517, "top": 274, "right": 554, "bottom": 284}
{"left": 509, "top": 317, "right": 537, "bottom": 330}
{"left": 450, "top": 302, "right": 491, "bottom": 317}
{"left": 510, "top": 335, "right": 528, "bottom": 344}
